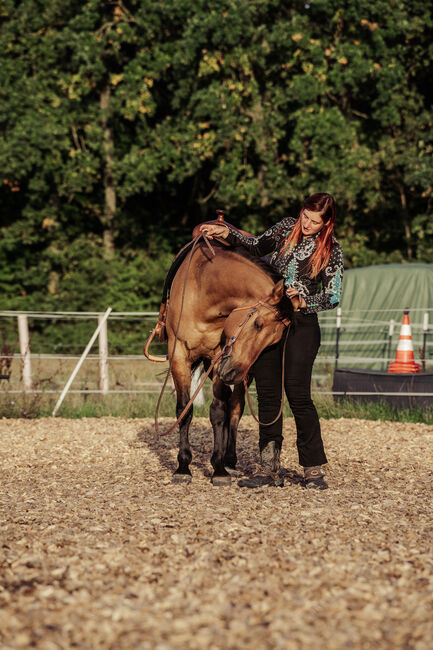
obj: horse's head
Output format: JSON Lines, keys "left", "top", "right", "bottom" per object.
{"left": 217, "top": 279, "right": 295, "bottom": 385}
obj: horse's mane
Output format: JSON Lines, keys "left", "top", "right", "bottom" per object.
{"left": 161, "top": 238, "right": 293, "bottom": 322}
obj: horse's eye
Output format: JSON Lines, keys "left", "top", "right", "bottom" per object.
{"left": 254, "top": 319, "right": 263, "bottom": 331}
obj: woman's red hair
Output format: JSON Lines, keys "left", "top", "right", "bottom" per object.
{"left": 278, "top": 193, "right": 336, "bottom": 278}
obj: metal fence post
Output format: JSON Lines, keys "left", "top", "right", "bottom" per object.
{"left": 387, "top": 319, "right": 395, "bottom": 366}
{"left": 335, "top": 307, "right": 342, "bottom": 370}
{"left": 422, "top": 312, "right": 429, "bottom": 372}
{"left": 18, "top": 314, "right": 32, "bottom": 390}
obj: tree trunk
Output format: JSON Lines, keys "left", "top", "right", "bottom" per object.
{"left": 399, "top": 185, "right": 413, "bottom": 261}
{"left": 100, "top": 85, "right": 115, "bottom": 256}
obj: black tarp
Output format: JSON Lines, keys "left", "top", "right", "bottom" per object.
{"left": 332, "top": 368, "right": 433, "bottom": 409}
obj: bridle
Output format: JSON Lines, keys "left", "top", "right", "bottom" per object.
{"left": 221, "top": 299, "right": 291, "bottom": 361}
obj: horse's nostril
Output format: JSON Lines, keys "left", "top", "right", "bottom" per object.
{"left": 218, "top": 360, "right": 242, "bottom": 385}
{"left": 219, "top": 358, "right": 234, "bottom": 378}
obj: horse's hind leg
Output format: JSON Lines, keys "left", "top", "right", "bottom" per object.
{"left": 210, "top": 376, "right": 232, "bottom": 486}
{"left": 170, "top": 353, "right": 193, "bottom": 483}
{"left": 224, "top": 382, "right": 245, "bottom": 474}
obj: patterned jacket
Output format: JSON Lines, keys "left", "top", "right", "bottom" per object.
{"left": 226, "top": 217, "right": 344, "bottom": 314}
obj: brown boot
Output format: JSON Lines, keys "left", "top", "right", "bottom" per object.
{"left": 238, "top": 442, "right": 284, "bottom": 488}
{"left": 304, "top": 465, "right": 328, "bottom": 490}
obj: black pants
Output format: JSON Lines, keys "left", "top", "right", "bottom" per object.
{"left": 252, "top": 312, "right": 327, "bottom": 468}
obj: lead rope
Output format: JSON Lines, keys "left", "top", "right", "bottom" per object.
{"left": 243, "top": 324, "right": 290, "bottom": 426}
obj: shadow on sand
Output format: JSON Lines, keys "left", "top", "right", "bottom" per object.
{"left": 133, "top": 420, "right": 305, "bottom": 486}
{"left": 134, "top": 420, "right": 216, "bottom": 479}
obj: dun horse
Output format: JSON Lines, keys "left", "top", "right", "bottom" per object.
{"left": 145, "top": 233, "right": 295, "bottom": 485}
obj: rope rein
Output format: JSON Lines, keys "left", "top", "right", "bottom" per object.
{"left": 243, "top": 325, "right": 290, "bottom": 427}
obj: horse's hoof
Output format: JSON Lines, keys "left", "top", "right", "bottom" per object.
{"left": 212, "top": 475, "right": 232, "bottom": 487}
{"left": 172, "top": 474, "right": 192, "bottom": 484}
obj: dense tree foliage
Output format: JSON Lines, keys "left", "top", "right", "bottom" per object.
{"left": 0, "top": 0, "right": 432, "bottom": 315}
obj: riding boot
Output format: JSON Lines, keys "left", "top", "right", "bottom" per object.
{"left": 304, "top": 465, "right": 328, "bottom": 490}
{"left": 238, "top": 441, "right": 284, "bottom": 488}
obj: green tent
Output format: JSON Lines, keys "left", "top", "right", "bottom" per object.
{"left": 318, "top": 264, "right": 433, "bottom": 371}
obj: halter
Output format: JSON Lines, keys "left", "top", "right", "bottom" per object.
{"left": 221, "top": 298, "right": 291, "bottom": 427}
{"left": 221, "top": 297, "right": 291, "bottom": 361}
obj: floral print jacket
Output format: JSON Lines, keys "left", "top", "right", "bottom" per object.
{"left": 226, "top": 217, "right": 344, "bottom": 315}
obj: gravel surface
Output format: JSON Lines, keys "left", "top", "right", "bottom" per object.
{"left": 1, "top": 416, "right": 432, "bottom": 649}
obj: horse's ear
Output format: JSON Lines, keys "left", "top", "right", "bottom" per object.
{"left": 269, "top": 279, "right": 285, "bottom": 305}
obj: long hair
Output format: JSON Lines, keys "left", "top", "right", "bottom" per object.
{"left": 278, "top": 193, "right": 336, "bottom": 278}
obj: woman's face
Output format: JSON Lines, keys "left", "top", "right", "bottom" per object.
{"left": 301, "top": 209, "right": 324, "bottom": 237}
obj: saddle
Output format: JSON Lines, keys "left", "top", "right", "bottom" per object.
{"left": 156, "top": 211, "right": 251, "bottom": 342}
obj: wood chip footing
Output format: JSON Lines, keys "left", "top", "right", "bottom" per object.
{"left": 1, "top": 417, "right": 432, "bottom": 649}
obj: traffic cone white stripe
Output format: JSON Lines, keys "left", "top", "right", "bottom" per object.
{"left": 396, "top": 340, "right": 414, "bottom": 352}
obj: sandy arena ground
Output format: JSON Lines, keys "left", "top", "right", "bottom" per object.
{"left": 1, "top": 416, "right": 433, "bottom": 649}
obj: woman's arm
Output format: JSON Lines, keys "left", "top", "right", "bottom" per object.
{"left": 302, "top": 243, "right": 344, "bottom": 314}
{"left": 206, "top": 217, "right": 296, "bottom": 257}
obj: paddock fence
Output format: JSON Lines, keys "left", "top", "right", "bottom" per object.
{"left": 0, "top": 308, "right": 432, "bottom": 404}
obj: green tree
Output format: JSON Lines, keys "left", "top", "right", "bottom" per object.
{"left": 0, "top": 0, "right": 432, "bottom": 325}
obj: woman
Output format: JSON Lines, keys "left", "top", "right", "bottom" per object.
{"left": 200, "top": 193, "right": 343, "bottom": 490}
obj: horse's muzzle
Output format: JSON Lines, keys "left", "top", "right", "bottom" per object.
{"left": 217, "top": 357, "right": 245, "bottom": 385}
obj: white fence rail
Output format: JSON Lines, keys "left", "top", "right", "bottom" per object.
{"left": 0, "top": 308, "right": 432, "bottom": 400}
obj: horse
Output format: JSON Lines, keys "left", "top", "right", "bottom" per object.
{"left": 145, "top": 237, "right": 295, "bottom": 485}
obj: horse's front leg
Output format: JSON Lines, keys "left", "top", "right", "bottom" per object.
{"left": 170, "top": 351, "right": 193, "bottom": 483}
{"left": 210, "top": 376, "right": 232, "bottom": 486}
{"left": 224, "top": 381, "right": 245, "bottom": 473}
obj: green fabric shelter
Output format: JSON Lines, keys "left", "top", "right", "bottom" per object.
{"left": 318, "top": 264, "right": 433, "bottom": 370}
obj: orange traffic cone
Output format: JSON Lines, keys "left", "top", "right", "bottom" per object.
{"left": 388, "top": 310, "right": 420, "bottom": 373}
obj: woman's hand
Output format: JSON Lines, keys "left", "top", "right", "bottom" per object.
{"left": 199, "top": 223, "right": 229, "bottom": 239}
{"left": 286, "top": 287, "right": 307, "bottom": 309}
